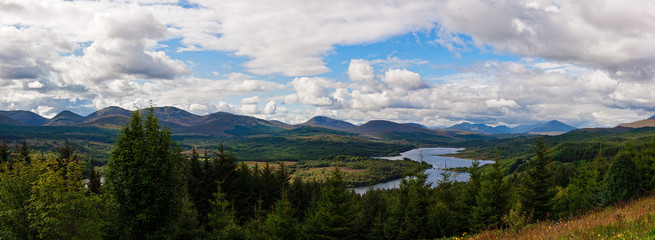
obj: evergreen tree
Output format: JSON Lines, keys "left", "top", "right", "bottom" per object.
{"left": 0, "top": 141, "right": 11, "bottom": 164}
{"left": 208, "top": 184, "right": 244, "bottom": 239}
{"left": 465, "top": 155, "right": 482, "bottom": 229}
{"left": 262, "top": 190, "right": 299, "bottom": 239}
{"left": 602, "top": 141, "right": 640, "bottom": 205}
{"left": 522, "top": 137, "right": 556, "bottom": 220}
{"left": 16, "top": 139, "right": 30, "bottom": 163}
{"left": 105, "top": 108, "right": 183, "bottom": 239}
{"left": 302, "top": 169, "right": 358, "bottom": 240}
{"left": 471, "top": 157, "right": 507, "bottom": 230}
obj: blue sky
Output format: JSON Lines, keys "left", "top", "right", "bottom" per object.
{"left": 1, "top": 0, "right": 654, "bottom": 128}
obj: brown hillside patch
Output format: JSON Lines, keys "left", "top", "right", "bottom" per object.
{"left": 457, "top": 196, "right": 655, "bottom": 240}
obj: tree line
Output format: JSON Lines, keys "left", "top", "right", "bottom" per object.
{"left": 1, "top": 109, "right": 654, "bottom": 239}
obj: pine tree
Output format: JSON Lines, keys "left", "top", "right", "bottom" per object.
{"left": 522, "top": 137, "right": 556, "bottom": 220}
{"left": 302, "top": 169, "right": 358, "bottom": 240}
{"left": 105, "top": 108, "right": 183, "bottom": 239}
{"left": 208, "top": 184, "right": 244, "bottom": 239}
{"left": 262, "top": 190, "right": 299, "bottom": 239}
{"left": 0, "top": 141, "right": 11, "bottom": 164}
{"left": 16, "top": 139, "right": 30, "bottom": 163}
{"left": 471, "top": 157, "right": 507, "bottom": 229}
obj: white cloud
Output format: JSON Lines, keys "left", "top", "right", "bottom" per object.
{"left": 347, "top": 59, "right": 375, "bottom": 82}
{"left": 381, "top": 68, "right": 427, "bottom": 90}
{"left": 290, "top": 77, "right": 339, "bottom": 106}
{"left": 434, "top": 0, "right": 655, "bottom": 81}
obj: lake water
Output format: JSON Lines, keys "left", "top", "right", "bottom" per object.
{"left": 352, "top": 148, "right": 495, "bottom": 195}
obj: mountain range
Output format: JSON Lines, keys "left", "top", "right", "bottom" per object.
{"left": 5, "top": 106, "right": 650, "bottom": 137}
{"left": 0, "top": 106, "right": 471, "bottom": 138}
{"left": 448, "top": 120, "right": 577, "bottom": 135}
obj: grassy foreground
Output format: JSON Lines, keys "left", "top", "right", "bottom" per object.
{"left": 451, "top": 195, "right": 655, "bottom": 240}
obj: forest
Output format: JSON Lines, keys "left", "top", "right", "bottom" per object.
{"left": 1, "top": 109, "right": 655, "bottom": 239}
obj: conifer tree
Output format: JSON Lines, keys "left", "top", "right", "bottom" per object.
{"left": 105, "top": 108, "right": 183, "bottom": 239}
{"left": 471, "top": 157, "right": 507, "bottom": 229}
{"left": 208, "top": 184, "right": 244, "bottom": 239}
{"left": 522, "top": 137, "right": 556, "bottom": 220}
{"left": 16, "top": 139, "right": 30, "bottom": 163}
{"left": 0, "top": 141, "right": 11, "bottom": 164}
{"left": 262, "top": 190, "right": 299, "bottom": 239}
{"left": 302, "top": 169, "right": 358, "bottom": 239}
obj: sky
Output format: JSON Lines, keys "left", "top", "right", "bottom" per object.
{"left": 1, "top": 0, "right": 654, "bottom": 128}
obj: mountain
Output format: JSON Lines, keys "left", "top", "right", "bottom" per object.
{"left": 0, "top": 110, "right": 49, "bottom": 125}
{"left": 298, "top": 116, "right": 356, "bottom": 130}
{"left": 403, "top": 123, "right": 427, "bottom": 128}
{"left": 187, "top": 111, "right": 288, "bottom": 136}
{"left": 617, "top": 116, "right": 655, "bottom": 129}
{"left": 510, "top": 123, "right": 542, "bottom": 134}
{"left": 348, "top": 120, "right": 465, "bottom": 138}
{"left": 84, "top": 106, "right": 132, "bottom": 121}
{"left": 46, "top": 110, "right": 85, "bottom": 126}
{"left": 528, "top": 120, "right": 576, "bottom": 134}
{"left": 0, "top": 113, "right": 25, "bottom": 126}
{"left": 150, "top": 106, "right": 202, "bottom": 126}
{"left": 448, "top": 122, "right": 512, "bottom": 134}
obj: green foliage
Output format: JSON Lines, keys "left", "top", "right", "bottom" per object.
{"left": 471, "top": 158, "right": 508, "bottom": 230}
{"left": 290, "top": 155, "right": 427, "bottom": 187}
{"left": 0, "top": 149, "right": 105, "bottom": 240}
{"left": 302, "top": 169, "right": 358, "bottom": 240}
{"left": 0, "top": 141, "right": 10, "bottom": 164}
{"left": 602, "top": 141, "right": 641, "bottom": 205}
{"left": 27, "top": 156, "right": 105, "bottom": 240}
{"left": 522, "top": 137, "right": 556, "bottom": 220}
{"left": 261, "top": 191, "right": 299, "bottom": 239}
{"left": 105, "top": 109, "right": 183, "bottom": 239}
{"left": 208, "top": 185, "right": 245, "bottom": 240}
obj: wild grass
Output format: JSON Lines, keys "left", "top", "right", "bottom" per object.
{"left": 451, "top": 196, "right": 655, "bottom": 240}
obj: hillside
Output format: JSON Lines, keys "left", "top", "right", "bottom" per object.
{"left": 350, "top": 120, "right": 445, "bottom": 136}
{"left": 0, "top": 110, "right": 48, "bottom": 125}
{"left": 618, "top": 115, "right": 655, "bottom": 128}
{"left": 0, "top": 113, "right": 25, "bottom": 126}
{"left": 448, "top": 122, "right": 512, "bottom": 134}
{"left": 298, "top": 116, "right": 356, "bottom": 130}
{"left": 46, "top": 110, "right": 85, "bottom": 126}
{"left": 455, "top": 196, "right": 655, "bottom": 240}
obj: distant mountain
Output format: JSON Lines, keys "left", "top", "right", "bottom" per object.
{"left": 187, "top": 111, "right": 288, "bottom": 136}
{"left": 618, "top": 117, "right": 655, "bottom": 129}
{"left": 528, "top": 120, "right": 576, "bottom": 134}
{"left": 448, "top": 122, "right": 512, "bottom": 134}
{"left": 150, "top": 106, "right": 202, "bottom": 126}
{"left": 0, "top": 113, "right": 25, "bottom": 126}
{"left": 85, "top": 106, "right": 131, "bottom": 121}
{"left": 510, "top": 123, "right": 542, "bottom": 134}
{"left": 0, "top": 110, "right": 49, "bottom": 125}
{"left": 348, "top": 120, "right": 465, "bottom": 138}
{"left": 403, "top": 123, "right": 427, "bottom": 128}
{"left": 299, "top": 116, "right": 356, "bottom": 130}
{"left": 46, "top": 110, "right": 85, "bottom": 126}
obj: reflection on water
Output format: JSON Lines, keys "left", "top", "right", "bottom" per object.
{"left": 352, "top": 148, "right": 494, "bottom": 195}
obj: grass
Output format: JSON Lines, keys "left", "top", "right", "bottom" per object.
{"left": 451, "top": 196, "right": 655, "bottom": 240}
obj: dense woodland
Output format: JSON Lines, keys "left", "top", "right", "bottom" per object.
{"left": 1, "top": 109, "right": 655, "bottom": 239}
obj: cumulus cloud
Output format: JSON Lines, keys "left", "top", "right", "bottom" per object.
{"left": 157, "top": 0, "right": 441, "bottom": 76}
{"left": 381, "top": 68, "right": 428, "bottom": 90}
{"left": 434, "top": 0, "right": 655, "bottom": 81}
